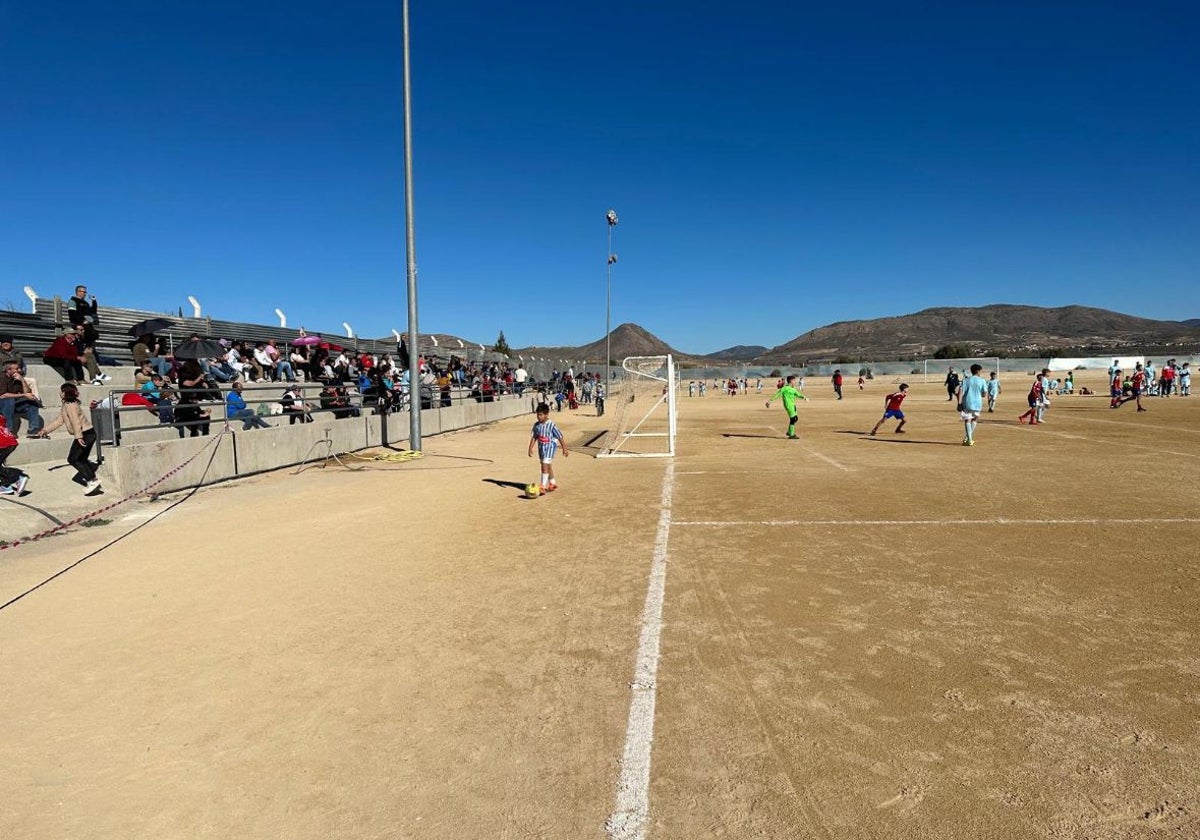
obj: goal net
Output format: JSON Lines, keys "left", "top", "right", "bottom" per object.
{"left": 923, "top": 357, "right": 1000, "bottom": 383}
{"left": 598, "top": 355, "right": 677, "bottom": 458}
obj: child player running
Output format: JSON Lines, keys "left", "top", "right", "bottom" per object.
{"left": 528, "top": 402, "right": 568, "bottom": 494}
{"left": 765, "top": 375, "right": 807, "bottom": 439}
{"left": 956, "top": 363, "right": 988, "bottom": 446}
{"left": 869, "top": 383, "right": 908, "bottom": 436}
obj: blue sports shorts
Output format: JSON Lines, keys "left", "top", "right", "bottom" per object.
{"left": 883, "top": 409, "right": 904, "bottom": 419}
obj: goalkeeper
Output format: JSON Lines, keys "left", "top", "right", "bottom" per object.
{"left": 765, "top": 375, "right": 807, "bottom": 439}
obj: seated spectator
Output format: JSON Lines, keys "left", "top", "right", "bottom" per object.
{"left": 1, "top": 360, "right": 46, "bottom": 437}
{"left": 0, "top": 334, "right": 28, "bottom": 375}
{"left": 139, "top": 373, "right": 177, "bottom": 426}
{"left": 42, "top": 331, "right": 87, "bottom": 384}
{"left": 280, "top": 383, "right": 314, "bottom": 424}
{"left": 319, "top": 383, "right": 359, "bottom": 419}
{"left": 267, "top": 339, "right": 296, "bottom": 382}
{"left": 70, "top": 324, "right": 110, "bottom": 385}
{"left": 0, "top": 335, "right": 40, "bottom": 401}
{"left": 226, "top": 381, "right": 270, "bottom": 430}
{"left": 289, "top": 346, "right": 309, "bottom": 382}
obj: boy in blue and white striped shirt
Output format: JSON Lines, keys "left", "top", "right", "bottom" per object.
{"left": 528, "top": 402, "right": 568, "bottom": 493}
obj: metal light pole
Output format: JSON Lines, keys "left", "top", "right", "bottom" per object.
{"left": 605, "top": 209, "right": 619, "bottom": 388}
{"left": 402, "top": 0, "right": 421, "bottom": 450}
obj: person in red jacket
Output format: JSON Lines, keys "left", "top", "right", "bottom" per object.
{"left": 42, "top": 331, "right": 86, "bottom": 384}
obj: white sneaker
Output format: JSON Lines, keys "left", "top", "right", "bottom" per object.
{"left": 84, "top": 480, "right": 103, "bottom": 496}
{"left": 15, "top": 475, "right": 28, "bottom": 495}
{"left": 92, "top": 378, "right": 104, "bottom": 386}
{"left": 99, "top": 373, "right": 111, "bottom": 381}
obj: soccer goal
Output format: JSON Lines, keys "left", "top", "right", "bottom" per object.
{"left": 598, "top": 355, "right": 678, "bottom": 458}
{"left": 923, "top": 357, "right": 1000, "bottom": 383}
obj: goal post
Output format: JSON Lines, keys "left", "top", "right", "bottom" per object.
{"left": 923, "top": 357, "right": 1000, "bottom": 383}
{"left": 597, "top": 355, "right": 677, "bottom": 458}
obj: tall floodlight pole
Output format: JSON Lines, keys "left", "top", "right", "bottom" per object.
{"left": 605, "top": 209, "right": 619, "bottom": 388}
{"left": 402, "top": 0, "right": 421, "bottom": 450}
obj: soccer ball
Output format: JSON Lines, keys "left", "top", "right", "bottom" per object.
{"left": 525, "top": 483, "right": 541, "bottom": 498}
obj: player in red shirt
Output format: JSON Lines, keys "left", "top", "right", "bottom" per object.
{"left": 1018, "top": 373, "right": 1044, "bottom": 424}
{"left": 869, "top": 384, "right": 908, "bottom": 436}
{"left": 1130, "top": 363, "right": 1147, "bottom": 412}
{"left": 1109, "top": 368, "right": 1124, "bottom": 408}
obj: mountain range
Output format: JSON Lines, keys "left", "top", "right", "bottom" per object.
{"left": 510, "top": 305, "right": 1200, "bottom": 364}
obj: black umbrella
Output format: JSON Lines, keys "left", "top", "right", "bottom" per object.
{"left": 172, "top": 338, "right": 226, "bottom": 360}
{"left": 128, "top": 317, "right": 176, "bottom": 336}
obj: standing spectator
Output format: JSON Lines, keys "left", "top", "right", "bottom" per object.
{"left": 1, "top": 360, "right": 46, "bottom": 437}
{"left": 39, "top": 382, "right": 103, "bottom": 495}
{"left": 175, "top": 360, "right": 212, "bottom": 436}
{"left": 67, "top": 284, "right": 100, "bottom": 348}
{"left": 42, "top": 331, "right": 86, "bottom": 384}
{"left": 595, "top": 381, "right": 606, "bottom": 416}
{"left": 514, "top": 363, "right": 528, "bottom": 396}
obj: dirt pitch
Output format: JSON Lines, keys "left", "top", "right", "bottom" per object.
{"left": 2, "top": 371, "right": 1198, "bottom": 839}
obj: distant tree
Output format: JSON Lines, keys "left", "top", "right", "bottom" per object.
{"left": 493, "top": 330, "right": 512, "bottom": 358}
{"left": 933, "top": 344, "right": 973, "bottom": 359}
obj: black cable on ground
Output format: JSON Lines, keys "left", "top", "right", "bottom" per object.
{"left": 0, "top": 434, "right": 227, "bottom": 614}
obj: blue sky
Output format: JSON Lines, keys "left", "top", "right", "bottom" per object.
{"left": 3, "top": 1, "right": 1197, "bottom": 354}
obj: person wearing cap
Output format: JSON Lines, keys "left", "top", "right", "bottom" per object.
{"left": 42, "top": 330, "right": 86, "bottom": 384}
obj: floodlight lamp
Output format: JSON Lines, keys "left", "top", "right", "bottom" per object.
{"left": 608, "top": 254, "right": 618, "bottom": 265}
{"left": 606, "top": 209, "right": 619, "bottom": 226}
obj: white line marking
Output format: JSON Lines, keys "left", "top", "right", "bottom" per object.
{"left": 674, "top": 517, "right": 1200, "bottom": 527}
{"left": 761, "top": 425, "right": 850, "bottom": 471}
{"left": 606, "top": 460, "right": 675, "bottom": 840}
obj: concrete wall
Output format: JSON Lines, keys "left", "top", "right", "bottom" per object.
{"left": 103, "top": 394, "right": 534, "bottom": 496}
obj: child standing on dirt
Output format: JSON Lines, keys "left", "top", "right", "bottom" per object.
{"left": 765, "top": 375, "right": 807, "bottom": 439}
{"left": 869, "top": 384, "right": 908, "bottom": 436}
{"left": 528, "top": 402, "right": 568, "bottom": 493}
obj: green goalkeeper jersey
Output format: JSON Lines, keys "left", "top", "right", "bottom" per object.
{"left": 770, "top": 385, "right": 806, "bottom": 413}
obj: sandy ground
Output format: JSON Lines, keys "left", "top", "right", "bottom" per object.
{"left": 1, "top": 369, "right": 1197, "bottom": 839}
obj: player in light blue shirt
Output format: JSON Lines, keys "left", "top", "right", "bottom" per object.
{"left": 956, "top": 363, "right": 988, "bottom": 446}
{"left": 985, "top": 371, "right": 1001, "bottom": 412}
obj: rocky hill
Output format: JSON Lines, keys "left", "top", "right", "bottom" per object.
{"left": 704, "top": 344, "right": 769, "bottom": 361}
{"left": 515, "top": 323, "right": 687, "bottom": 364}
{"left": 758, "top": 304, "right": 1200, "bottom": 362}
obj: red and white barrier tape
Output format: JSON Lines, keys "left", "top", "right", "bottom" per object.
{"left": 0, "top": 430, "right": 229, "bottom": 552}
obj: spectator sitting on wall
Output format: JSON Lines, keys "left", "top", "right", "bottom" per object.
{"left": 43, "top": 330, "right": 87, "bottom": 384}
